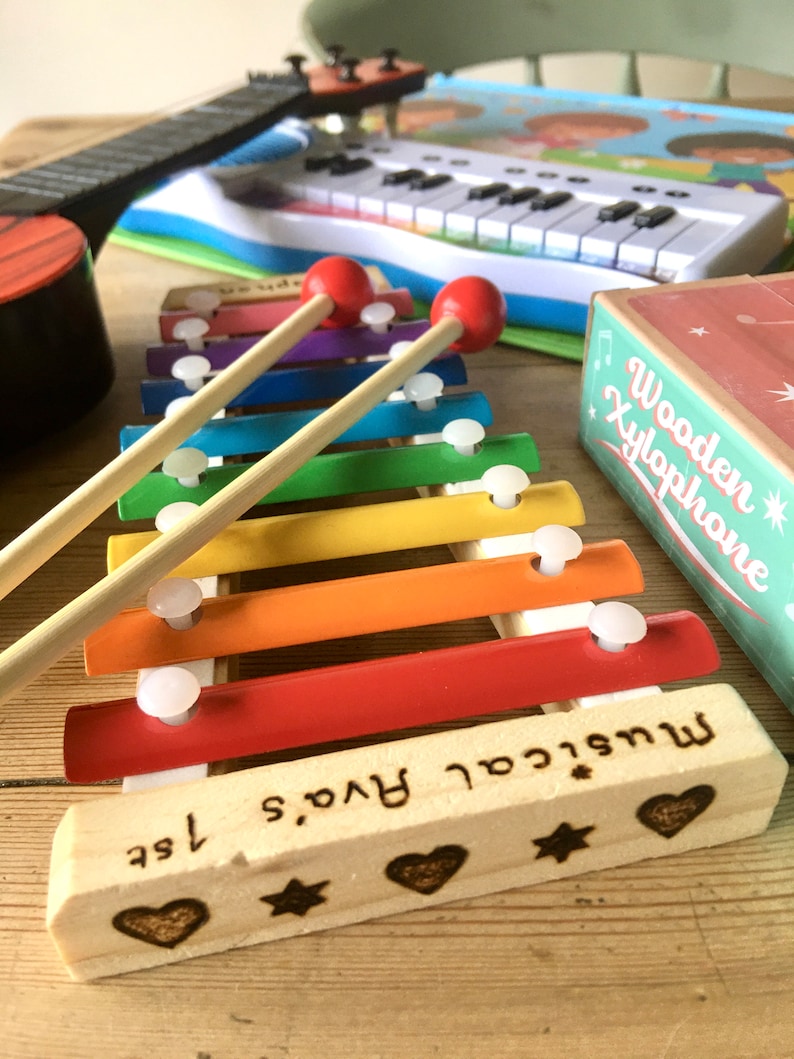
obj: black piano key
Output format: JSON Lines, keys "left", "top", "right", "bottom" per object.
{"left": 498, "top": 186, "right": 540, "bottom": 206}
{"left": 467, "top": 182, "right": 510, "bottom": 200}
{"left": 598, "top": 199, "right": 640, "bottom": 222}
{"left": 634, "top": 205, "right": 676, "bottom": 228}
{"left": 304, "top": 153, "right": 347, "bottom": 171}
{"left": 329, "top": 156, "right": 374, "bottom": 176}
{"left": 410, "top": 173, "right": 452, "bottom": 191}
{"left": 530, "top": 190, "right": 574, "bottom": 211}
{"left": 382, "top": 168, "right": 425, "bottom": 185}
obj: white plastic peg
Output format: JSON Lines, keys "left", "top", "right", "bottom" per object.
{"left": 154, "top": 501, "right": 200, "bottom": 532}
{"left": 387, "top": 340, "right": 414, "bottom": 361}
{"left": 164, "top": 395, "right": 192, "bottom": 419}
{"left": 171, "top": 353, "right": 212, "bottom": 392}
{"left": 137, "top": 666, "right": 201, "bottom": 726}
{"left": 588, "top": 601, "right": 647, "bottom": 653}
{"left": 162, "top": 447, "right": 209, "bottom": 488}
{"left": 172, "top": 317, "right": 210, "bottom": 352}
{"left": 360, "top": 301, "right": 396, "bottom": 333}
{"left": 184, "top": 289, "right": 222, "bottom": 320}
{"left": 146, "top": 577, "right": 204, "bottom": 630}
{"left": 481, "top": 464, "right": 530, "bottom": 509}
{"left": 403, "top": 372, "right": 444, "bottom": 410}
{"left": 441, "top": 418, "right": 485, "bottom": 456}
{"left": 166, "top": 395, "right": 224, "bottom": 421}
{"left": 533, "top": 524, "right": 583, "bottom": 576}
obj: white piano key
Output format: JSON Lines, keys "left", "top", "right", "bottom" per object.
{"left": 579, "top": 215, "right": 640, "bottom": 266}
{"left": 327, "top": 170, "right": 385, "bottom": 211}
{"left": 384, "top": 182, "right": 459, "bottom": 225}
{"left": 443, "top": 197, "right": 506, "bottom": 241}
{"left": 653, "top": 219, "right": 733, "bottom": 280}
{"left": 414, "top": 184, "right": 474, "bottom": 233}
{"left": 509, "top": 198, "right": 591, "bottom": 254}
{"left": 476, "top": 201, "right": 535, "bottom": 248}
{"left": 616, "top": 213, "right": 694, "bottom": 275}
{"left": 543, "top": 203, "right": 606, "bottom": 260}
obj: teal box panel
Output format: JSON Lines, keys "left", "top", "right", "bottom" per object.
{"left": 579, "top": 274, "right": 794, "bottom": 714}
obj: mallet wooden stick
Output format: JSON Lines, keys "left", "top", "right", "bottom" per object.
{"left": 0, "top": 257, "right": 376, "bottom": 603}
{"left": 0, "top": 267, "right": 506, "bottom": 706}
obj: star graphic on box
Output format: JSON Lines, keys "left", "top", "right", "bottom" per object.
{"left": 762, "top": 489, "right": 788, "bottom": 534}
{"left": 533, "top": 821, "right": 595, "bottom": 864}
{"left": 769, "top": 381, "right": 794, "bottom": 403}
{"left": 260, "top": 877, "right": 329, "bottom": 917}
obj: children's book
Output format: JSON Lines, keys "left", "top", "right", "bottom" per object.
{"left": 387, "top": 75, "right": 794, "bottom": 207}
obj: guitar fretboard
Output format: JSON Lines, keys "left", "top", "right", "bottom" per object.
{"left": 0, "top": 75, "right": 310, "bottom": 246}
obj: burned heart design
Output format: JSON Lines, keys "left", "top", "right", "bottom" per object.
{"left": 385, "top": 844, "right": 468, "bottom": 894}
{"left": 637, "top": 785, "right": 716, "bottom": 838}
{"left": 112, "top": 898, "right": 210, "bottom": 948}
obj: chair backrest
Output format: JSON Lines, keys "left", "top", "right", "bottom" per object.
{"left": 302, "top": 0, "right": 794, "bottom": 96}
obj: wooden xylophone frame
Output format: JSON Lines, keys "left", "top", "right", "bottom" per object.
{"left": 13, "top": 259, "right": 786, "bottom": 981}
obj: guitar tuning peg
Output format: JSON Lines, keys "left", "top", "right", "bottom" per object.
{"left": 325, "top": 44, "right": 345, "bottom": 67}
{"left": 338, "top": 57, "right": 362, "bottom": 83}
{"left": 379, "top": 48, "right": 400, "bottom": 71}
{"left": 284, "top": 53, "right": 307, "bottom": 77}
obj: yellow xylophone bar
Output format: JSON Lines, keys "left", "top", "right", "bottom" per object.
{"left": 107, "top": 481, "right": 584, "bottom": 579}
{"left": 86, "top": 539, "right": 641, "bottom": 674}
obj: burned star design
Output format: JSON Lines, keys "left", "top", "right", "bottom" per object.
{"left": 533, "top": 821, "right": 595, "bottom": 864}
{"left": 260, "top": 877, "right": 329, "bottom": 917}
{"left": 570, "top": 764, "right": 593, "bottom": 780}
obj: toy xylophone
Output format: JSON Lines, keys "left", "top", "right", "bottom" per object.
{"left": 120, "top": 134, "right": 791, "bottom": 334}
{"left": 0, "top": 257, "right": 785, "bottom": 981}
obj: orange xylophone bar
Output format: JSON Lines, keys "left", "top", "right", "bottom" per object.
{"left": 84, "top": 540, "right": 643, "bottom": 675}
{"left": 65, "top": 610, "right": 720, "bottom": 782}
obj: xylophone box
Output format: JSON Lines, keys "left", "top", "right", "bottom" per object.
{"left": 579, "top": 271, "right": 794, "bottom": 716}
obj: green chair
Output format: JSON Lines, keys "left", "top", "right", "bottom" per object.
{"left": 301, "top": 0, "right": 794, "bottom": 97}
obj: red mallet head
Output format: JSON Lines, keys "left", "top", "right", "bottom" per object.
{"left": 301, "top": 256, "right": 376, "bottom": 329}
{"left": 429, "top": 276, "right": 507, "bottom": 352}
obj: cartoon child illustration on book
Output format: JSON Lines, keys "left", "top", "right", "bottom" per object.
{"left": 395, "top": 96, "right": 485, "bottom": 135}
{"left": 665, "top": 131, "right": 794, "bottom": 195}
{"left": 466, "top": 110, "right": 650, "bottom": 158}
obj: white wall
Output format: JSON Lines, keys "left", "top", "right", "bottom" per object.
{"left": 0, "top": 0, "right": 308, "bottom": 137}
{"left": 2, "top": 0, "right": 793, "bottom": 139}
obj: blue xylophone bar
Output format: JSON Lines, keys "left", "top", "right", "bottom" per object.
{"left": 124, "top": 391, "right": 492, "bottom": 457}
{"left": 139, "top": 351, "right": 468, "bottom": 415}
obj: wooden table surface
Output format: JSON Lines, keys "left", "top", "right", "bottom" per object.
{"left": 1, "top": 117, "right": 793, "bottom": 1059}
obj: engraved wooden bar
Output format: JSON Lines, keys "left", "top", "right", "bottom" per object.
{"left": 47, "top": 686, "right": 788, "bottom": 982}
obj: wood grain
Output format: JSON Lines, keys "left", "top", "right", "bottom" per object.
{"left": 0, "top": 116, "right": 792, "bottom": 1058}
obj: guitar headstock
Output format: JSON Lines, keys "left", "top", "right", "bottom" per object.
{"left": 251, "top": 48, "right": 427, "bottom": 118}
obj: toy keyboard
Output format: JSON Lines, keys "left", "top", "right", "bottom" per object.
{"left": 122, "top": 136, "right": 791, "bottom": 334}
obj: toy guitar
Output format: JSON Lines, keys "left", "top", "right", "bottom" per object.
{"left": 0, "top": 255, "right": 781, "bottom": 979}
{"left": 0, "top": 49, "right": 426, "bottom": 453}
{"left": 0, "top": 50, "right": 425, "bottom": 252}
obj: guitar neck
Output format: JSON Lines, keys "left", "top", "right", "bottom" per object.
{"left": 0, "top": 54, "right": 426, "bottom": 252}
